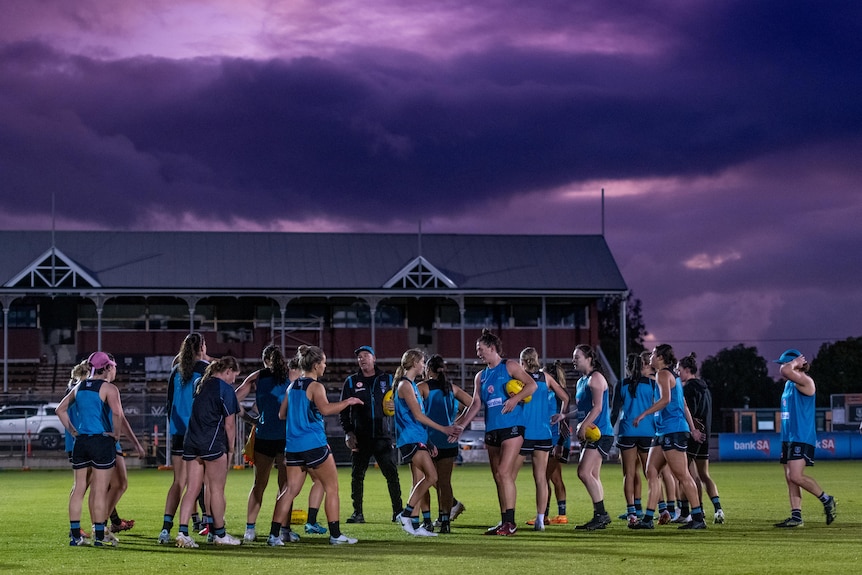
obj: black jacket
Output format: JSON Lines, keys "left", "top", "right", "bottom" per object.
{"left": 339, "top": 368, "right": 394, "bottom": 438}
{"left": 683, "top": 378, "right": 712, "bottom": 436}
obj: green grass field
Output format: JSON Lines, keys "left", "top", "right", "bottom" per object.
{"left": 1, "top": 461, "right": 859, "bottom": 574}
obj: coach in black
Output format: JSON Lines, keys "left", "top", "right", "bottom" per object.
{"left": 340, "top": 345, "right": 403, "bottom": 523}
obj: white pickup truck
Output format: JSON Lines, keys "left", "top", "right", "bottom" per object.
{"left": 0, "top": 402, "right": 65, "bottom": 449}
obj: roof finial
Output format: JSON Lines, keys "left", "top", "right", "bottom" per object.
{"left": 51, "top": 192, "right": 56, "bottom": 280}
{"left": 51, "top": 192, "right": 56, "bottom": 249}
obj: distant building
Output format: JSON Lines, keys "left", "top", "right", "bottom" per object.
{"left": 0, "top": 230, "right": 628, "bottom": 392}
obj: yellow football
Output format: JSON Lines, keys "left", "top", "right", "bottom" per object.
{"left": 382, "top": 388, "right": 395, "bottom": 416}
{"left": 505, "top": 379, "right": 532, "bottom": 404}
{"left": 290, "top": 508, "right": 308, "bottom": 525}
{"left": 583, "top": 423, "right": 601, "bottom": 442}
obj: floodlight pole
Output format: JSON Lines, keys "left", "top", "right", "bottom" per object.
{"left": 2, "top": 301, "right": 9, "bottom": 393}
{"left": 619, "top": 291, "right": 628, "bottom": 383}
{"left": 601, "top": 188, "right": 605, "bottom": 236}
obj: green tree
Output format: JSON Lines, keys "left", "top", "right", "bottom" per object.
{"left": 598, "top": 292, "right": 648, "bottom": 379}
{"left": 701, "top": 344, "right": 780, "bottom": 417}
{"left": 809, "top": 336, "right": 862, "bottom": 406}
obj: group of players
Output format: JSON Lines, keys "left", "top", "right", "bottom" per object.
{"left": 57, "top": 352, "right": 145, "bottom": 546}
{"left": 57, "top": 329, "right": 837, "bottom": 547}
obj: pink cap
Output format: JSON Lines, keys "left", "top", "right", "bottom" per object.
{"left": 87, "top": 351, "right": 116, "bottom": 370}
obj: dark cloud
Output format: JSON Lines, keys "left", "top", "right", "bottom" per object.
{"left": 1, "top": 1, "right": 861, "bottom": 228}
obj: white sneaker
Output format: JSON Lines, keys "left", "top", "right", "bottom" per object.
{"left": 280, "top": 528, "right": 300, "bottom": 542}
{"left": 714, "top": 509, "right": 726, "bottom": 524}
{"left": 267, "top": 534, "right": 284, "bottom": 546}
{"left": 399, "top": 514, "right": 415, "bottom": 535}
{"left": 450, "top": 501, "right": 466, "bottom": 521}
{"left": 243, "top": 528, "right": 256, "bottom": 542}
{"left": 413, "top": 525, "right": 438, "bottom": 537}
{"left": 671, "top": 509, "right": 682, "bottom": 522}
{"left": 175, "top": 533, "right": 199, "bottom": 548}
{"left": 158, "top": 529, "right": 171, "bottom": 544}
{"left": 329, "top": 533, "right": 358, "bottom": 545}
{"left": 103, "top": 529, "right": 120, "bottom": 547}
{"left": 97, "top": 525, "right": 119, "bottom": 547}
{"left": 213, "top": 532, "right": 242, "bottom": 546}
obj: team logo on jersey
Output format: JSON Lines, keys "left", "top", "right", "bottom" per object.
{"left": 356, "top": 381, "right": 364, "bottom": 390}
{"left": 488, "top": 385, "right": 495, "bottom": 394}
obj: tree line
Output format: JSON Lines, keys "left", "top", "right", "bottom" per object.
{"left": 701, "top": 338, "right": 862, "bottom": 410}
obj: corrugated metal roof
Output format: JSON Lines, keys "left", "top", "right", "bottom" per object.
{"left": 0, "top": 231, "right": 627, "bottom": 294}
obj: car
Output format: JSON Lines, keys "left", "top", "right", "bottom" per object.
{"left": 457, "top": 428, "right": 488, "bottom": 463}
{"left": 0, "top": 402, "right": 65, "bottom": 450}
{"left": 457, "top": 428, "right": 485, "bottom": 449}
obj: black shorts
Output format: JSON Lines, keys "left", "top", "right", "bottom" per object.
{"left": 485, "top": 426, "right": 525, "bottom": 448}
{"left": 520, "top": 437, "right": 553, "bottom": 456}
{"left": 617, "top": 436, "right": 653, "bottom": 453}
{"left": 779, "top": 441, "right": 815, "bottom": 466}
{"left": 183, "top": 449, "right": 226, "bottom": 462}
{"left": 71, "top": 434, "right": 116, "bottom": 470}
{"left": 432, "top": 446, "right": 459, "bottom": 461}
{"left": 170, "top": 434, "right": 185, "bottom": 457}
{"left": 399, "top": 442, "right": 430, "bottom": 464}
{"left": 554, "top": 435, "right": 571, "bottom": 463}
{"left": 687, "top": 437, "right": 710, "bottom": 460}
{"left": 285, "top": 445, "right": 331, "bottom": 469}
{"left": 656, "top": 432, "right": 689, "bottom": 452}
{"left": 582, "top": 435, "right": 615, "bottom": 457}
{"left": 255, "top": 437, "right": 287, "bottom": 459}
{"left": 183, "top": 439, "right": 227, "bottom": 461}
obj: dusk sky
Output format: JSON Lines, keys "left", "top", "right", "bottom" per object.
{"left": 1, "top": 1, "right": 860, "bottom": 370}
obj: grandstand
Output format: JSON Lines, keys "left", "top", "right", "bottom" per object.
{"left": 1, "top": 230, "right": 626, "bottom": 463}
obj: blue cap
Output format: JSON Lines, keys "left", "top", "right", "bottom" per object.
{"left": 354, "top": 345, "right": 375, "bottom": 356}
{"left": 773, "top": 349, "right": 802, "bottom": 364}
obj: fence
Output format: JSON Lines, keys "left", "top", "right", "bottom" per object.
{"left": 0, "top": 431, "right": 63, "bottom": 469}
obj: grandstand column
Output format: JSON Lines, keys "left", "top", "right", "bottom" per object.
{"left": 82, "top": 294, "right": 107, "bottom": 350}
{"left": 541, "top": 296, "right": 547, "bottom": 365}
{"left": 272, "top": 296, "right": 294, "bottom": 356}
{"left": 363, "top": 296, "right": 383, "bottom": 353}
{"left": 182, "top": 295, "right": 202, "bottom": 334}
{"left": 1, "top": 294, "right": 20, "bottom": 392}
{"left": 457, "top": 296, "right": 465, "bottom": 387}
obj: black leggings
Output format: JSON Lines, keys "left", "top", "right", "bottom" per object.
{"left": 350, "top": 437, "right": 402, "bottom": 514}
